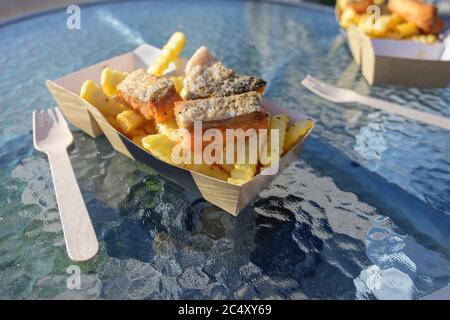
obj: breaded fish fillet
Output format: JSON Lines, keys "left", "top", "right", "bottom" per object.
{"left": 174, "top": 91, "right": 268, "bottom": 131}
{"left": 183, "top": 46, "right": 266, "bottom": 100}
{"left": 338, "top": 0, "right": 373, "bottom": 14}
{"left": 388, "top": 0, "right": 444, "bottom": 34}
{"left": 117, "top": 69, "right": 181, "bottom": 122}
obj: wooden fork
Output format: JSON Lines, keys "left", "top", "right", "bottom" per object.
{"left": 302, "top": 75, "right": 450, "bottom": 131}
{"left": 33, "top": 107, "right": 98, "bottom": 261}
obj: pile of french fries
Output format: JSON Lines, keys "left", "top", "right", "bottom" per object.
{"left": 338, "top": 0, "right": 438, "bottom": 44}
{"left": 79, "top": 32, "right": 313, "bottom": 185}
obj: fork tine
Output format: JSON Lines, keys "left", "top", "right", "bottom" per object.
{"left": 305, "top": 74, "right": 317, "bottom": 83}
{"left": 54, "top": 107, "right": 67, "bottom": 126}
{"left": 302, "top": 77, "right": 323, "bottom": 93}
{"left": 32, "top": 110, "right": 39, "bottom": 130}
{"left": 47, "top": 108, "right": 57, "bottom": 123}
{"left": 40, "top": 109, "right": 47, "bottom": 127}
{"left": 301, "top": 77, "right": 315, "bottom": 90}
{"left": 32, "top": 110, "right": 42, "bottom": 149}
{"left": 46, "top": 109, "right": 54, "bottom": 126}
{"left": 302, "top": 78, "right": 331, "bottom": 101}
{"left": 53, "top": 107, "right": 60, "bottom": 122}
{"left": 309, "top": 76, "right": 340, "bottom": 92}
{"left": 304, "top": 75, "right": 316, "bottom": 84}
{"left": 308, "top": 75, "right": 335, "bottom": 91}
{"left": 306, "top": 75, "right": 326, "bottom": 88}
{"left": 303, "top": 77, "right": 340, "bottom": 103}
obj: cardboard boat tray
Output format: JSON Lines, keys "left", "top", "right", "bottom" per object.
{"left": 46, "top": 44, "right": 314, "bottom": 216}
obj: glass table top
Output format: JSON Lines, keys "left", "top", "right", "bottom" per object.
{"left": 0, "top": 0, "right": 449, "bottom": 299}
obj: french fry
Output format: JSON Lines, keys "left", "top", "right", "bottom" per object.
{"left": 156, "top": 118, "right": 180, "bottom": 141}
{"left": 284, "top": 119, "right": 314, "bottom": 152}
{"left": 131, "top": 134, "right": 147, "bottom": 147}
{"left": 339, "top": 8, "right": 358, "bottom": 29}
{"left": 227, "top": 177, "right": 249, "bottom": 185}
{"left": 358, "top": 14, "right": 373, "bottom": 35}
{"left": 371, "top": 15, "right": 393, "bottom": 38}
{"left": 185, "top": 164, "right": 230, "bottom": 181}
{"left": 412, "top": 34, "right": 437, "bottom": 44}
{"left": 180, "top": 87, "right": 188, "bottom": 100}
{"left": 358, "top": 14, "right": 393, "bottom": 38}
{"left": 126, "top": 128, "right": 146, "bottom": 138}
{"left": 228, "top": 169, "right": 255, "bottom": 184}
{"left": 234, "top": 163, "right": 257, "bottom": 175}
{"left": 148, "top": 32, "right": 186, "bottom": 76}
{"left": 384, "top": 30, "right": 403, "bottom": 40}
{"left": 143, "top": 120, "right": 157, "bottom": 134}
{"left": 396, "top": 22, "right": 419, "bottom": 38}
{"left": 228, "top": 138, "right": 259, "bottom": 184}
{"left": 170, "top": 76, "right": 184, "bottom": 94}
{"left": 80, "top": 80, "right": 128, "bottom": 117}
{"left": 269, "top": 114, "right": 290, "bottom": 155}
{"left": 101, "top": 67, "right": 128, "bottom": 97}
{"left": 426, "top": 34, "right": 438, "bottom": 44}
{"left": 106, "top": 116, "right": 121, "bottom": 131}
{"left": 218, "top": 164, "right": 234, "bottom": 174}
{"left": 142, "top": 134, "right": 178, "bottom": 164}
{"left": 387, "top": 13, "right": 405, "bottom": 30}
{"left": 116, "top": 110, "right": 145, "bottom": 133}
{"left": 230, "top": 165, "right": 255, "bottom": 180}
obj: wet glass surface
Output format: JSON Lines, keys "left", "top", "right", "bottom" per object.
{"left": 0, "top": 0, "right": 449, "bottom": 299}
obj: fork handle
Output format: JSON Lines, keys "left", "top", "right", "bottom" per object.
{"left": 47, "top": 149, "right": 99, "bottom": 261}
{"left": 358, "top": 96, "right": 450, "bottom": 131}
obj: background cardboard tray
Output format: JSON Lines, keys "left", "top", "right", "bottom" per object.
{"left": 347, "top": 26, "right": 450, "bottom": 88}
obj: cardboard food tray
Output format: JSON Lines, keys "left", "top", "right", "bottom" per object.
{"left": 336, "top": 6, "right": 450, "bottom": 88}
{"left": 346, "top": 25, "right": 450, "bottom": 88}
{"left": 46, "top": 44, "right": 314, "bottom": 216}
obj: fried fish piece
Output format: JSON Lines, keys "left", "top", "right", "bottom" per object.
{"left": 174, "top": 91, "right": 268, "bottom": 131}
{"left": 388, "top": 0, "right": 444, "bottom": 34}
{"left": 116, "top": 69, "right": 181, "bottom": 123}
{"left": 338, "top": 0, "right": 373, "bottom": 14}
{"left": 183, "top": 46, "right": 266, "bottom": 100}
{"left": 174, "top": 92, "right": 269, "bottom": 156}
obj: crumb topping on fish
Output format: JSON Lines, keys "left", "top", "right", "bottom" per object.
{"left": 183, "top": 46, "right": 266, "bottom": 100}
{"left": 174, "top": 91, "right": 264, "bottom": 129}
{"left": 118, "top": 69, "right": 175, "bottom": 104}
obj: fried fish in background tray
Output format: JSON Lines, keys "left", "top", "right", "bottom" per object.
{"left": 183, "top": 46, "right": 266, "bottom": 100}
{"left": 388, "top": 0, "right": 444, "bottom": 35}
{"left": 174, "top": 91, "right": 268, "bottom": 132}
{"left": 337, "top": 0, "right": 373, "bottom": 14}
{"left": 117, "top": 69, "right": 181, "bottom": 123}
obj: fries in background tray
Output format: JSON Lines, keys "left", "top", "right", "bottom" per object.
{"left": 337, "top": 0, "right": 442, "bottom": 44}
